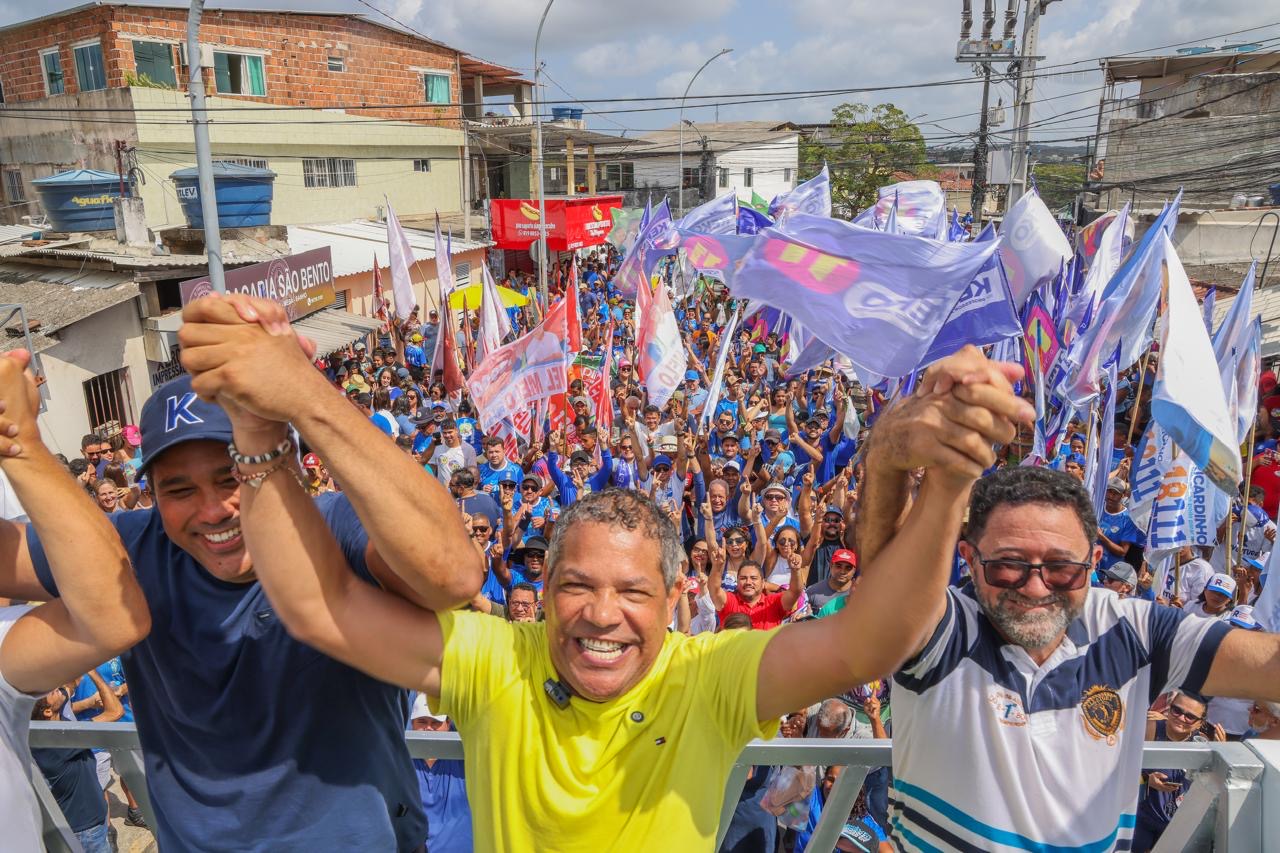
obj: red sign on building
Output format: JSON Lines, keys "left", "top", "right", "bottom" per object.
{"left": 490, "top": 195, "right": 624, "bottom": 252}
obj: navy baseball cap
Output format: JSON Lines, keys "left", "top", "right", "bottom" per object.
{"left": 138, "top": 374, "right": 234, "bottom": 472}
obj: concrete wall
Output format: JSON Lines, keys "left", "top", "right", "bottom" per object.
{"left": 0, "top": 87, "right": 138, "bottom": 224}
{"left": 35, "top": 299, "right": 151, "bottom": 459}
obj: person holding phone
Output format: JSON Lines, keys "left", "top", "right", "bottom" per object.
{"left": 1135, "top": 692, "right": 1225, "bottom": 851}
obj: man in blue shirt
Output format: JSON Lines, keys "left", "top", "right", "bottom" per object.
{"left": 478, "top": 436, "right": 523, "bottom": 494}
{"left": 409, "top": 695, "right": 472, "bottom": 853}
{"left": 1098, "top": 478, "right": 1143, "bottom": 572}
{"left": 25, "top": 322, "right": 482, "bottom": 852}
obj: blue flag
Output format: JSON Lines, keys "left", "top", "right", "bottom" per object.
{"left": 1087, "top": 363, "right": 1118, "bottom": 520}
{"left": 1213, "top": 262, "right": 1257, "bottom": 444}
{"left": 736, "top": 206, "right": 774, "bottom": 235}
{"left": 1061, "top": 193, "right": 1181, "bottom": 406}
{"left": 947, "top": 208, "right": 969, "bottom": 242}
{"left": 918, "top": 224, "right": 1021, "bottom": 366}
{"left": 615, "top": 199, "right": 672, "bottom": 297}
{"left": 675, "top": 192, "right": 738, "bottom": 235}
{"left": 1201, "top": 287, "right": 1217, "bottom": 335}
{"left": 729, "top": 213, "right": 1001, "bottom": 377}
{"left": 768, "top": 164, "right": 831, "bottom": 221}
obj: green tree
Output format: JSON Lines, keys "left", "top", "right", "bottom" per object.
{"left": 799, "top": 102, "right": 934, "bottom": 218}
{"left": 1030, "top": 162, "right": 1086, "bottom": 214}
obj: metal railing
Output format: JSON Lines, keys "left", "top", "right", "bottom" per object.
{"left": 27, "top": 723, "right": 1275, "bottom": 851}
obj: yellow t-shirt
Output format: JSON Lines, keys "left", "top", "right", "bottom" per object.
{"left": 435, "top": 610, "right": 780, "bottom": 852}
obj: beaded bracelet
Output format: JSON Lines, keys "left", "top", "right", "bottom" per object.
{"left": 231, "top": 456, "right": 308, "bottom": 491}
{"left": 228, "top": 436, "right": 293, "bottom": 467}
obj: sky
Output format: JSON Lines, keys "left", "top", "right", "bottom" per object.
{"left": 5, "top": 0, "right": 1277, "bottom": 147}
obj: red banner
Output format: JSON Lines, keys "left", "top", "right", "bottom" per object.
{"left": 490, "top": 195, "right": 624, "bottom": 252}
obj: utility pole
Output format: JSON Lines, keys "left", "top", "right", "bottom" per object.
{"left": 1006, "top": 0, "right": 1060, "bottom": 210}
{"left": 532, "top": 0, "right": 555, "bottom": 306}
{"left": 957, "top": 1, "right": 1018, "bottom": 226}
{"left": 970, "top": 65, "right": 991, "bottom": 225}
{"left": 186, "top": 0, "right": 225, "bottom": 292}
{"left": 698, "top": 134, "right": 713, "bottom": 204}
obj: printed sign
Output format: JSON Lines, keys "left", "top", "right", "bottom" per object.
{"left": 179, "top": 247, "right": 336, "bottom": 322}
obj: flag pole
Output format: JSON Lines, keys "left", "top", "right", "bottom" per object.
{"left": 1233, "top": 420, "right": 1260, "bottom": 599}
{"left": 1125, "top": 350, "right": 1153, "bottom": 448}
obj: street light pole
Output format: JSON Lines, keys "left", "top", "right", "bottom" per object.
{"left": 678, "top": 48, "right": 732, "bottom": 215}
{"left": 1006, "top": 0, "right": 1060, "bottom": 210}
{"left": 533, "top": 0, "right": 555, "bottom": 306}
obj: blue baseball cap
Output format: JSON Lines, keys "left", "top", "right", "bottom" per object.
{"left": 684, "top": 369, "right": 699, "bottom": 381}
{"left": 652, "top": 454, "right": 674, "bottom": 469}
{"left": 1228, "top": 605, "right": 1262, "bottom": 630}
{"left": 138, "top": 374, "right": 234, "bottom": 472}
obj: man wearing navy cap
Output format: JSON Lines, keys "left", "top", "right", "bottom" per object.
{"left": 16, "top": 336, "right": 480, "bottom": 848}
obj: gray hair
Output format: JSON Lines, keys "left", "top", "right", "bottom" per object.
{"left": 546, "top": 488, "right": 684, "bottom": 590}
{"left": 816, "top": 698, "right": 853, "bottom": 735}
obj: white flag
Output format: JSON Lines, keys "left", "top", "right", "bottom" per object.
{"left": 434, "top": 216, "right": 456, "bottom": 298}
{"left": 998, "top": 189, "right": 1071, "bottom": 309}
{"left": 384, "top": 201, "right": 418, "bottom": 322}
{"left": 699, "top": 305, "right": 742, "bottom": 431}
{"left": 477, "top": 262, "right": 512, "bottom": 362}
{"left": 1150, "top": 231, "right": 1240, "bottom": 495}
{"left": 635, "top": 282, "right": 683, "bottom": 409}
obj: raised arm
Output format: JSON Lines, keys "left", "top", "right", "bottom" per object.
{"left": 0, "top": 353, "right": 150, "bottom": 694}
{"left": 779, "top": 552, "right": 808, "bottom": 611}
{"left": 753, "top": 348, "right": 1032, "bottom": 721}
{"left": 88, "top": 669, "right": 124, "bottom": 723}
{"left": 703, "top": 501, "right": 729, "bottom": 612}
{"left": 178, "top": 294, "right": 481, "bottom": 611}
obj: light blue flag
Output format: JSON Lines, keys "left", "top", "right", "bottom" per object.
{"left": 883, "top": 191, "right": 900, "bottom": 234}
{"left": 1258, "top": 543, "right": 1280, "bottom": 630}
{"left": 852, "top": 180, "right": 947, "bottom": 239}
{"left": 615, "top": 199, "right": 672, "bottom": 297}
{"left": 1212, "top": 263, "right": 1258, "bottom": 444}
{"left": 675, "top": 192, "right": 738, "bottom": 235}
{"left": 947, "top": 208, "right": 969, "bottom": 242}
{"left": 658, "top": 228, "right": 755, "bottom": 287}
{"left": 768, "top": 165, "right": 831, "bottom": 221}
{"left": 1150, "top": 229, "right": 1241, "bottom": 494}
{"left": 729, "top": 213, "right": 1001, "bottom": 377}
{"left": 1061, "top": 193, "right": 1181, "bottom": 407}
{"left": 736, "top": 206, "right": 773, "bottom": 235}
{"left": 1201, "top": 287, "right": 1217, "bottom": 335}
{"left": 918, "top": 224, "right": 1021, "bottom": 366}
{"left": 1087, "top": 363, "right": 1118, "bottom": 520}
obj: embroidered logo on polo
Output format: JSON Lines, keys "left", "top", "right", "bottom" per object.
{"left": 987, "top": 687, "right": 1027, "bottom": 727}
{"left": 1081, "top": 684, "right": 1124, "bottom": 745}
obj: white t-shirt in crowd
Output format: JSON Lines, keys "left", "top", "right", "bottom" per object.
{"left": 0, "top": 605, "right": 41, "bottom": 849}
{"left": 430, "top": 442, "right": 476, "bottom": 484}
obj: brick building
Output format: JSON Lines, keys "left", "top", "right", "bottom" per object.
{"left": 0, "top": 2, "right": 527, "bottom": 228}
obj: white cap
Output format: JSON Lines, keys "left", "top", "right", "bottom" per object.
{"left": 1205, "top": 573, "right": 1237, "bottom": 597}
{"left": 411, "top": 693, "right": 447, "bottom": 722}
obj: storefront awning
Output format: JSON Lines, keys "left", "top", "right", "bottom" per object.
{"left": 292, "top": 308, "right": 383, "bottom": 357}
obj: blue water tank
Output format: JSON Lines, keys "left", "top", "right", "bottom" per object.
{"left": 32, "top": 169, "right": 124, "bottom": 232}
{"left": 170, "top": 161, "right": 276, "bottom": 228}
{"left": 551, "top": 107, "right": 584, "bottom": 121}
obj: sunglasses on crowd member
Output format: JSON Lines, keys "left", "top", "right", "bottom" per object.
{"left": 521, "top": 483, "right": 539, "bottom": 492}
{"left": 653, "top": 465, "right": 672, "bottom": 473}
{"left": 471, "top": 525, "right": 491, "bottom": 536}
{"left": 966, "top": 545, "right": 1092, "bottom": 592}
{"left": 726, "top": 536, "right": 748, "bottom": 546}
{"left": 1166, "top": 703, "right": 1204, "bottom": 723}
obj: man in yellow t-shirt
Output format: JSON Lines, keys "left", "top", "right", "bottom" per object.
{"left": 193, "top": 302, "right": 1033, "bottom": 851}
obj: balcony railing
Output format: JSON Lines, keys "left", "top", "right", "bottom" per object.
{"left": 27, "top": 722, "right": 1277, "bottom": 851}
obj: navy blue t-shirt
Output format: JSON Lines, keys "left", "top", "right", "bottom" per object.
{"left": 32, "top": 747, "right": 106, "bottom": 833}
{"left": 28, "top": 493, "right": 425, "bottom": 852}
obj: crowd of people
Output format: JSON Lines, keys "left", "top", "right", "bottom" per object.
{"left": 0, "top": 235, "right": 1278, "bottom": 853}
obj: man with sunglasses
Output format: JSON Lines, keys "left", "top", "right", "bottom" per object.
{"left": 856, "top": 375, "right": 1280, "bottom": 851}
{"left": 1135, "top": 691, "right": 1223, "bottom": 852}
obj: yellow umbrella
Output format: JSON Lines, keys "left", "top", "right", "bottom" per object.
{"left": 447, "top": 282, "right": 530, "bottom": 310}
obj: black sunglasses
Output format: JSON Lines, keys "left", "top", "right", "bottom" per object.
{"left": 726, "top": 537, "right": 747, "bottom": 545}
{"left": 1167, "top": 704, "right": 1203, "bottom": 723}
{"left": 968, "top": 545, "right": 1091, "bottom": 592}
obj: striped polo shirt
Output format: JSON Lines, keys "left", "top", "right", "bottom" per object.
{"left": 888, "top": 584, "right": 1232, "bottom": 851}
